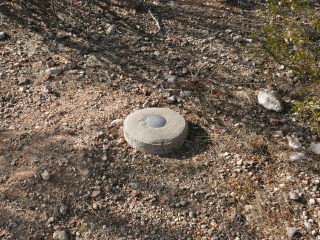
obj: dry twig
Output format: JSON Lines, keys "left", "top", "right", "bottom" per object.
{"left": 148, "top": 9, "right": 161, "bottom": 32}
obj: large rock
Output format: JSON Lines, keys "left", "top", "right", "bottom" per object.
{"left": 258, "top": 89, "right": 283, "bottom": 112}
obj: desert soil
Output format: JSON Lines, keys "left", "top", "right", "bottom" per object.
{"left": 0, "top": 0, "right": 319, "bottom": 239}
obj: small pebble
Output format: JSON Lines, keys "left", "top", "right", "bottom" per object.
{"left": 41, "top": 85, "right": 53, "bottom": 94}
{"left": 289, "top": 191, "right": 300, "bottom": 201}
{"left": 17, "top": 77, "right": 29, "bottom": 85}
{"left": 309, "top": 198, "right": 316, "bottom": 205}
{"left": 180, "top": 200, "right": 187, "bottom": 207}
{"left": 109, "top": 119, "right": 124, "bottom": 127}
{"left": 189, "top": 211, "right": 195, "bottom": 218}
{"left": 164, "top": 73, "right": 177, "bottom": 84}
{"left": 41, "top": 170, "right": 51, "bottom": 181}
{"left": 167, "top": 95, "right": 177, "bottom": 104}
{"left": 91, "top": 190, "right": 101, "bottom": 198}
{"left": 0, "top": 32, "right": 6, "bottom": 40}
{"left": 309, "top": 143, "right": 320, "bottom": 155}
{"left": 182, "top": 68, "right": 188, "bottom": 74}
{"left": 288, "top": 139, "right": 302, "bottom": 149}
{"left": 59, "top": 205, "right": 68, "bottom": 215}
{"left": 106, "top": 24, "right": 116, "bottom": 35}
{"left": 45, "top": 67, "right": 61, "bottom": 76}
{"left": 304, "top": 221, "right": 312, "bottom": 230}
{"left": 233, "top": 35, "right": 242, "bottom": 42}
{"left": 285, "top": 70, "right": 294, "bottom": 78}
{"left": 286, "top": 227, "right": 298, "bottom": 239}
{"left": 208, "top": 229, "right": 214, "bottom": 237}
{"left": 19, "top": 86, "right": 27, "bottom": 93}
{"left": 180, "top": 91, "right": 192, "bottom": 98}
{"left": 290, "top": 152, "right": 307, "bottom": 161}
{"left": 92, "top": 202, "right": 100, "bottom": 210}
{"left": 154, "top": 50, "right": 162, "bottom": 56}
{"left": 53, "top": 230, "right": 68, "bottom": 240}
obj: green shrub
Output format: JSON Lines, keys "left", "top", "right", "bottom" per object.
{"left": 256, "top": 0, "right": 320, "bottom": 135}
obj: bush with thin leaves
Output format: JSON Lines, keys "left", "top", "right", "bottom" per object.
{"left": 256, "top": 0, "right": 320, "bottom": 135}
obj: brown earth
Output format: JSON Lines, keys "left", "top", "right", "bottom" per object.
{"left": 0, "top": 0, "right": 319, "bottom": 239}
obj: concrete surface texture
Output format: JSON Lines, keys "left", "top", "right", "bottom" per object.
{"left": 124, "top": 108, "right": 188, "bottom": 154}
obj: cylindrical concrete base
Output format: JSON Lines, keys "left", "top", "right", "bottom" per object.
{"left": 124, "top": 108, "right": 188, "bottom": 154}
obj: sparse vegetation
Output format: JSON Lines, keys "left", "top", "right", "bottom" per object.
{"left": 257, "top": 0, "right": 320, "bottom": 135}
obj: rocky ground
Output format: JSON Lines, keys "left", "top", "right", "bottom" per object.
{"left": 0, "top": 0, "right": 320, "bottom": 239}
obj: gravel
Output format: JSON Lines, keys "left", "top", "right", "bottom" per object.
{"left": 1, "top": 0, "right": 319, "bottom": 239}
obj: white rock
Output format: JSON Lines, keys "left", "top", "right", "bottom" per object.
{"left": 154, "top": 50, "right": 162, "bottom": 57}
{"left": 290, "top": 152, "right": 307, "bottom": 161}
{"left": 19, "top": 86, "right": 27, "bottom": 93}
{"left": 106, "top": 24, "right": 116, "bottom": 35}
{"left": 182, "top": 67, "right": 188, "bottom": 74}
{"left": 92, "top": 202, "right": 100, "bottom": 210}
{"left": 286, "top": 227, "right": 298, "bottom": 239}
{"left": 258, "top": 89, "right": 283, "bottom": 112}
{"left": 304, "top": 221, "right": 312, "bottom": 230}
{"left": 167, "top": 95, "right": 177, "bottom": 104}
{"left": 53, "top": 230, "right": 68, "bottom": 240}
{"left": 109, "top": 119, "right": 124, "bottom": 127}
{"left": 244, "top": 205, "right": 253, "bottom": 212}
{"left": 309, "top": 198, "right": 316, "bottom": 205}
{"left": 179, "top": 91, "right": 192, "bottom": 98}
{"left": 233, "top": 35, "right": 242, "bottom": 42}
{"left": 0, "top": 32, "right": 6, "bottom": 40}
{"left": 164, "top": 73, "right": 177, "bottom": 84}
{"left": 45, "top": 67, "right": 62, "bottom": 75}
{"left": 41, "top": 170, "right": 51, "bottom": 181}
{"left": 289, "top": 191, "right": 300, "bottom": 200}
{"left": 309, "top": 143, "right": 320, "bottom": 155}
{"left": 219, "top": 152, "right": 230, "bottom": 157}
{"left": 288, "top": 139, "right": 302, "bottom": 149}
{"left": 273, "top": 130, "right": 283, "bottom": 137}
{"left": 285, "top": 70, "right": 294, "bottom": 78}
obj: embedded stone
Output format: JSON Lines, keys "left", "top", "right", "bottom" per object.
{"left": 145, "top": 115, "right": 166, "bottom": 128}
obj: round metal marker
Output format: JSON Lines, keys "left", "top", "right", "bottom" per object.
{"left": 124, "top": 108, "right": 188, "bottom": 154}
{"left": 145, "top": 115, "right": 166, "bottom": 128}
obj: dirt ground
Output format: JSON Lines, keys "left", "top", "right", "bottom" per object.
{"left": 0, "top": 0, "right": 320, "bottom": 239}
